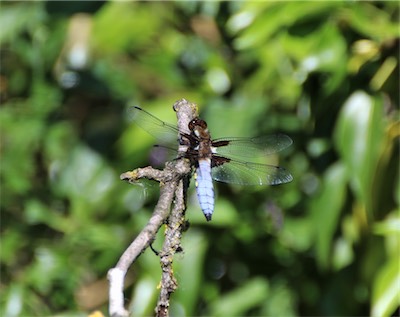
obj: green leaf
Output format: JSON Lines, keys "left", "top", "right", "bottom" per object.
{"left": 345, "top": 3, "right": 400, "bottom": 41}
{"left": 371, "top": 258, "right": 400, "bottom": 317}
{"left": 129, "top": 275, "right": 160, "bottom": 317}
{"left": 310, "top": 162, "right": 348, "bottom": 269}
{"left": 173, "top": 231, "right": 209, "bottom": 316}
{"left": 0, "top": 2, "right": 42, "bottom": 45}
{"left": 374, "top": 211, "right": 400, "bottom": 237}
{"left": 334, "top": 91, "right": 385, "bottom": 216}
{"left": 92, "top": 2, "right": 165, "bottom": 54}
{"left": 232, "top": 2, "right": 338, "bottom": 50}
{"left": 1, "top": 283, "right": 24, "bottom": 317}
{"left": 210, "top": 277, "right": 269, "bottom": 316}
{"left": 56, "top": 145, "right": 116, "bottom": 214}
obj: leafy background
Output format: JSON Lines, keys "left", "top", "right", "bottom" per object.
{"left": 1, "top": 1, "right": 399, "bottom": 316}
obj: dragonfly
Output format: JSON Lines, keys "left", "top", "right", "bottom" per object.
{"left": 129, "top": 106, "right": 293, "bottom": 221}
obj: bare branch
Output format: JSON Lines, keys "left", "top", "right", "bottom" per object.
{"left": 118, "top": 178, "right": 177, "bottom": 272}
{"left": 108, "top": 99, "right": 197, "bottom": 317}
{"left": 155, "top": 177, "right": 189, "bottom": 316}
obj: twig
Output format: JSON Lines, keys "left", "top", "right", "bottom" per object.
{"left": 108, "top": 99, "right": 197, "bottom": 317}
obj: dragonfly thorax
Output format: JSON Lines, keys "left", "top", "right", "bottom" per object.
{"left": 188, "top": 118, "right": 213, "bottom": 159}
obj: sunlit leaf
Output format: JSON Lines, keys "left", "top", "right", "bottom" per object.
{"left": 129, "top": 275, "right": 159, "bottom": 316}
{"left": 371, "top": 258, "right": 400, "bottom": 317}
{"left": 334, "top": 91, "right": 385, "bottom": 217}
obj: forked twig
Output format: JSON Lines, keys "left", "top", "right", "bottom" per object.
{"left": 108, "top": 99, "right": 197, "bottom": 317}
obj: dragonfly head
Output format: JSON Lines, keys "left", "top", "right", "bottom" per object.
{"left": 189, "top": 118, "right": 208, "bottom": 139}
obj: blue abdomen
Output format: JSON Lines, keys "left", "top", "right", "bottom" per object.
{"left": 195, "top": 159, "right": 214, "bottom": 221}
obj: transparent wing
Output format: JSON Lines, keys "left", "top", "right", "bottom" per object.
{"left": 213, "top": 134, "right": 292, "bottom": 160}
{"left": 128, "top": 106, "right": 179, "bottom": 144}
{"left": 211, "top": 158, "right": 293, "bottom": 185}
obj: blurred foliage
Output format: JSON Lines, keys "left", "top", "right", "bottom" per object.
{"left": 1, "top": 1, "right": 399, "bottom": 317}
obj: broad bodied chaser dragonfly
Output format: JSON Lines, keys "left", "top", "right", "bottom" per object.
{"left": 129, "top": 106, "right": 293, "bottom": 221}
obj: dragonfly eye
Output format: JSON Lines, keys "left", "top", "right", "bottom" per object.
{"left": 188, "top": 120, "right": 195, "bottom": 131}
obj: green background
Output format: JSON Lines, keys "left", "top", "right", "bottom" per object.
{"left": 1, "top": 1, "right": 399, "bottom": 316}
